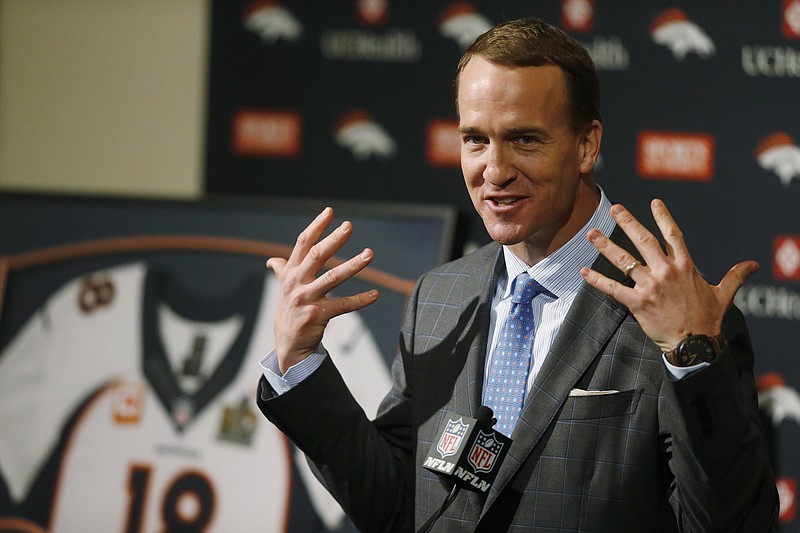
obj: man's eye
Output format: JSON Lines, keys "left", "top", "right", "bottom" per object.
{"left": 464, "top": 136, "right": 486, "bottom": 145}
{"left": 517, "top": 136, "right": 538, "bottom": 144}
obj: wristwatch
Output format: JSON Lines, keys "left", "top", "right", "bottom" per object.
{"left": 663, "top": 334, "right": 727, "bottom": 367}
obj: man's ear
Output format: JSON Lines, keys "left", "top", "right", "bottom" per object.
{"left": 579, "top": 119, "right": 602, "bottom": 174}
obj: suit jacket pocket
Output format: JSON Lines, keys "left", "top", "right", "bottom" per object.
{"left": 560, "top": 388, "right": 643, "bottom": 420}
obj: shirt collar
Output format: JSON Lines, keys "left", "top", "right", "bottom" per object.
{"left": 500, "top": 186, "right": 615, "bottom": 300}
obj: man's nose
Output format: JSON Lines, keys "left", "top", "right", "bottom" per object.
{"left": 483, "top": 144, "right": 515, "bottom": 187}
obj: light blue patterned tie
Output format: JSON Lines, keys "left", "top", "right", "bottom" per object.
{"left": 484, "top": 272, "right": 543, "bottom": 437}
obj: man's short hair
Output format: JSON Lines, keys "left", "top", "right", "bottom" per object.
{"left": 456, "top": 17, "right": 601, "bottom": 130}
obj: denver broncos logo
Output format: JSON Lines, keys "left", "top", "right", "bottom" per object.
{"left": 756, "top": 132, "right": 800, "bottom": 187}
{"left": 650, "top": 8, "right": 715, "bottom": 60}
{"left": 439, "top": 2, "right": 493, "bottom": 50}
{"left": 243, "top": 0, "right": 303, "bottom": 44}
{"left": 758, "top": 373, "right": 800, "bottom": 426}
{"left": 334, "top": 110, "right": 397, "bottom": 161}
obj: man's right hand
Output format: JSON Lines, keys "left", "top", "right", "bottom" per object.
{"left": 266, "top": 207, "right": 379, "bottom": 374}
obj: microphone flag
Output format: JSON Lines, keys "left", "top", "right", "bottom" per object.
{"left": 422, "top": 411, "right": 512, "bottom": 494}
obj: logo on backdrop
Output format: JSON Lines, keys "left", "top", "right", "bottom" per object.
{"left": 650, "top": 8, "right": 715, "bottom": 60}
{"left": 232, "top": 109, "right": 302, "bottom": 158}
{"left": 561, "top": 0, "right": 594, "bottom": 34}
{"left": 778, "top": 476, "right": 797, "bottom": 523}
{"left": 740, "top": 4, "right": 800, "bottom": 76}
{"left": 577, "top": 35, "right": 631, "bottom": 71}
{"left": 758, "top": 372, "right": 800, "bottom": 426}
{"left": 741, "top": 44, "right": 800, "bottom": 77}
{"left": 356, "top": 0, "right": 390, "bottom": 27}
{"left": 320, "top": 0, "right": 421, "bottom": 62}
{"left": 243, "top": 0, "right": 303, "bottom": 44}
{"left": 735, "top": 282, "right": 800, "bottom": 320}
{"left": 564, "top": 0, "right": 630, "bottom": 71}
{"left": 334, "top": 109, "right": 397, "bottom": 161}
{"left": 758, "top": 372, "right": 800, "bottom": 523}
{"left": 785, "top": 0, "right": 800, "bottom": 39}
{"left": 439, "top": 2, "right": 493, "bottom": 50}
{"left": 320, "top": 27, "right": 422, "bottom": 62}
{"left": 756, "top": 132, "right": 800, "bottom": 186}
{"left": 774, "top": 236, "right": 800, "bottom": 281}
{"left": 736, "top": 233, "right": 800, "bottom": 316}
{"left": 426, "top": 119, "right": 461, "bottom": 168}
{"left": 636, "top": 130, "right": 714, "bottom": 181}
{"left": 319, "top": 5, "right": 423, "bottom": 63}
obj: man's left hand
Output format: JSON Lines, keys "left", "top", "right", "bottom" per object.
{"left": 580, "top": 199, "right": 759, "bottom": 353}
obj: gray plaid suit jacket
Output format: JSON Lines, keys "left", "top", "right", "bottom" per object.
{"left": 258, "top": 228, "right": 778, "bottom": 532}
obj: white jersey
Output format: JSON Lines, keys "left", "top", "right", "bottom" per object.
{"left": 0, "top": 262, "right": 392, "bottom": 532}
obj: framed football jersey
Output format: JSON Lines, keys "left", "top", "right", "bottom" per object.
{"left": 0, "top": 193, "right": 456, "bottom": 532}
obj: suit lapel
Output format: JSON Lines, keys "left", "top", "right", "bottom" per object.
{"left": 481, "top": 226, "right": 639, "bottom": 513}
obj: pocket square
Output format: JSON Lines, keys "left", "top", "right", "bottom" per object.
{"left": 569, "top": 388, "right": 620, "bottom": 397}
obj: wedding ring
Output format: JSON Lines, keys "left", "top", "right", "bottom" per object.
{"left": 624, "top": 260, "right": 642, "bottom": 277}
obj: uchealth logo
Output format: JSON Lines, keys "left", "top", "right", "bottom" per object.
{"left": 650, "top": 8, "right": 715, "bottom": 60}
{"left": 756, "top": 132, "right": 800, "bottom": 187}
{"left": 439, "top": 2, "right": 492, "bottom": 50}
{"left": 561, "top": 0, "right": 594, "bottom": 34}
{"left": 334, "top": 109, "right": 397, "bottom": 161}
{"left": 785, "top": 0, "right": 800, "bottom": 39}
{"left": 426, "top": 119, "right": 460, "bottom": 167}
{"left": 636, "top": 130, "right": 714, "bottom": 181}
{"left": 232, "top": 109, "right": 302, "bottom": 158}
{"left": 735, "top": 283, "right": 800, "bottom": 320}
{"left": 774, "top": 236, "right": 800, "bottom": 281}
{"left": 741, "top": 44, "right": 800, "bottom": 78}
{"left": 243, "top": 0, "right": 303, "bottom": 44}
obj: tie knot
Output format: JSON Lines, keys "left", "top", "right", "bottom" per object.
{"left": 510, "top": 272, "right": 543, "bottom": 304}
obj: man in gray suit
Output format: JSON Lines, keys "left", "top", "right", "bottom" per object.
{"left": 257, "top": 18, "right": 778, "bottom": 532}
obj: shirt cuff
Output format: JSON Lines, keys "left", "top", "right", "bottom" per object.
{"left": 260, "top": 346, "right": 328, "bottom": 395}
{"left": 662, "top": 354, "right": 709, "bottom": 382}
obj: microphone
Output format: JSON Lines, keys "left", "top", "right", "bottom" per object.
{"left": 417, "top": 407, "right": 512, "bottom": 532}
{"left": 422, "top": 406, "right": 511, "bottom": 494}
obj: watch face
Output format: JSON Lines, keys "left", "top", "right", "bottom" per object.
{"left": 678, "top": 335, "right": 717, "bottom": 366}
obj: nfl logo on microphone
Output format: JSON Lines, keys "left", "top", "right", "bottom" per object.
{"left": 469, "top": 430, "right": 504, "bottom": 473}
{"left": 437, "top": 417, "right": 469, "bottom": 458}
{"left": 424, "top": 411, "right": 512, "bottom": 493}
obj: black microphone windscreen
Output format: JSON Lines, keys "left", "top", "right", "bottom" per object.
{"left": 475, "top": 406, "right": 494, "bottom": 427}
